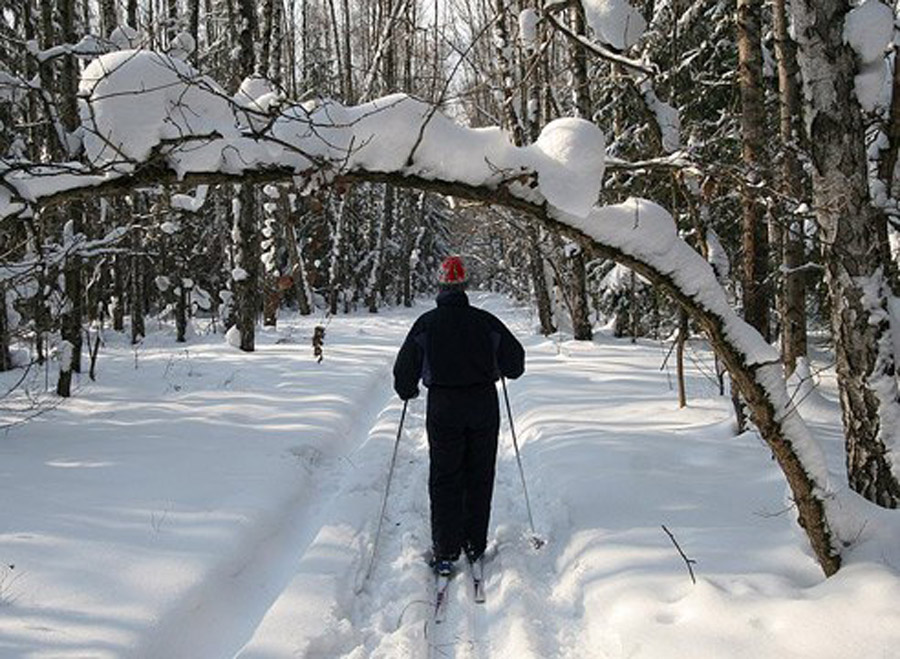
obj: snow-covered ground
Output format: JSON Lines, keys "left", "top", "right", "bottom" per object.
{"left": 1, "top": 294, "right": 899, "bottom": 658}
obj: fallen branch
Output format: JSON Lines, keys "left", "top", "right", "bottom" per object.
{"left": 661, "top": 524, "right": 697, "bottom": 584}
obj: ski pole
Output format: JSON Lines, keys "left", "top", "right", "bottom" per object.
{"left": 359, "top": 398, "right": 408, "bottom": 589}
{"left": 501, "top": 377, "right": 545, "bottom": 549}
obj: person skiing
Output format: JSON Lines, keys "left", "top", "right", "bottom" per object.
{"left": 392, "top": 255, "right": 525, "bottom": 577}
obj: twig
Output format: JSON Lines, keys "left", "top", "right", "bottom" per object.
{"left": 661, "top": 525, "right": 697, "bottom": 584}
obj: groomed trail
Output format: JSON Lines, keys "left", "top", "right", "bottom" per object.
{"left": 2, "top": 294, "right": 899, "bottom": 658}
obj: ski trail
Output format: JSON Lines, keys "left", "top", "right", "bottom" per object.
{"left": 232, "top": 393, "right": 434, "bottom": 657}
{"left": 131, "top": 354, "right": 397, "bottom": 659}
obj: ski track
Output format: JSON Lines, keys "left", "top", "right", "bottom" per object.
{"left": 132, "top": 350, "right": 399, "bottom": 659}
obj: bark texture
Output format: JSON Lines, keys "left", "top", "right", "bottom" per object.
{"left": 736, "top": 0, "right": 770, "bottom": 340}
{"left": 790, "top": 0, "right": 900, "bottom": 507}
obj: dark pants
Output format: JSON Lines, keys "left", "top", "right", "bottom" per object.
{"left": 427, "top": 383, "right": 500, "bottom": 561}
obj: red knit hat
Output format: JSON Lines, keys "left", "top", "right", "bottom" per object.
{"left": 439, "top": 255, "right": 467, "bottom": 285}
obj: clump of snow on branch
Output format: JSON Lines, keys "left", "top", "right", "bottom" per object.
{"left": 67, "top": 51, "right": 607, "bottom": 219}
{"left": 234, "top": 76, "right": 283, "bottom": 131}
{"left": 171, "top": 185, "right": 209, "bottom": 213}
{"left": 582, "top": 0, "right": 647, "bottom": 51}
{"left": 640, "top": 81, "right": 680, "bottom": 153}
{"left": 519, "top": 9, "right": 540, "bottom": 50}
{"left": 843, "top": 0, "right": 893, "bottom": 113}
{"left": 79, "top": 50, "right": 238, "bottom": 169}
{"left": 531, "top": 118, "right": 606, "bottom": 216}
{"left": 109, "top": 25, "right": 141, "bottom": 50}
{"left": 706, "top": 229, "right": 730, "bottom": 281}
{"left": 167, "top": 30, "right": 196, "bottom": 60}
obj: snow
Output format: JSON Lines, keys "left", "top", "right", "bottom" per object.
{"left": 640, "top": 81, "right": 681, "bottom": 153}
{"left": 519, "top": 9, "right": 539, "bottom": 50}
{"left": 582, "top": 0, "right": 647, "bottom": 51}
{"left": 168, "top": 31, "right": 197, "bottom": 60}
{"left": 706, "top": 228, "right": 730, "bottom": 281}
{"left": 37, "top": 55, "right": 604, "bottom": 220}
{"left": 843, "top": 0, "right": 894, "bottom": 112}
{"left": 78, "top": 50, "right": 239, "bottom": 170}
{"left": 109, "top": 25, "right": 141, "bottom": 50}
{"left": 1, "top": 295, "right": 899, "bottom": 657}
{"left": 171, "top": 185, "right": 209, "bottom": 213}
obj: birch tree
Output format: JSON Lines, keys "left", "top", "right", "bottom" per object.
{"left": 790, "top": 0, "right": 900, "bottom": 507}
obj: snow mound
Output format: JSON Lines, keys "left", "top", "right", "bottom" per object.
{"left": 75, "top": 56, "right": 606, "bottom": 218}
{"left": 844, "top": 0, "right": 893, "bottom": 63}
{"left": 79, "top": 50, "right": 238, "bottom": 169}
{"left": 844, "top": 0, "right": 893, "bottom": 112}
{"left": 529, "top": 117, "right": 606, "bottom": 217}
{"left": 519, "top": 8, "right": 539, "bottom": 49}
{"left": 583, "top": 0, "right": 647, "bottom": 51}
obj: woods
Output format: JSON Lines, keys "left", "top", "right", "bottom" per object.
{"left": 2, "top": 0, "right": 900, "bottom": 579}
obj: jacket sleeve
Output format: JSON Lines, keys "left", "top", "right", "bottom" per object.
{"left": 393, "top": 320, "right": 424, "bottom": 400}
{"left": 494, "top": 318, "right": 525, "bottom": 380}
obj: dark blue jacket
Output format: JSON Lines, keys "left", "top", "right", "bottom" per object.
{"left": 393, "top": 291, "right": 525, "bottom": 400}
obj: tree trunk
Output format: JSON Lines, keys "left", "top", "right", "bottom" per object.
{"left": 569, "top": 247, "right": 592, "bottom": 340}
{"left": 791, "top": 0, "right": 900, "bottom": 508}
{"left": 130, "top": 223, "right": 145, "bottom": 344}
{"left": 737, "top": 0, "right": 770, "bottom": 341}
{"left": 176, "top": 280, "right": 188, "bottom": 342}
{"left": 231, "top": 0, "right": 261, "bottom": 351}
{"left": 876, "top": 11, "right": 900, "bottom": 294}
{"left": 286, "top": 216, "right": 312, "bottom": 316}
{"left": 676, "top": 308, "right": 688, "bottom": 408}
{"left": 100, "top": 0, "right": 118, "bottom": 37}
{"left": 342, "top": 0, "right": 354, "bottom": 102}
{"left": 327, "top": 193, "right": 348, "bottom": 315}
{"left": 366, "top": 186, "right": 390, "bottom": 313}
{"left": 57, "top": 0, "right": 83, "bottom": 396}
{"left": 528, "top": 224, "right": 555, "bottom": 335}
{"left": 113, "top": 252, "right": 125, "bottom": 331}
{"left": 188, "top": 0, "right": 201, "bottom": 67}
{"left": 0, "top": 282, "right": 10, "bottom": 372}
{"left": 493, "top": 0, "right": 524, "bottom": 145}
{"left": 127, "top": 0, "right": 137, "bottom": 29}
{"left": 569, "top": 1, "right": 591, "bottom": 119}
{"left": 773, "top": 0, "right": 807, "bottom": 376}
{"left": 232, "top": 184, "right": 259, "bottom": 351}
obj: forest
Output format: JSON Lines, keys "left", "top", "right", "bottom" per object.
{"left": 1, "top": 0, "right": 900, "bottom": 592}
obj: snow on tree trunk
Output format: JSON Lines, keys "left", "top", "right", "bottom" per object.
{"left": 56, "top": 340, "right": 74, "bottom": 397}
{"left": 790, "top": 0, "right": 900, "bottom": 508}
{"left": 493, "top": 0, "right": 524, "bottom": 146}
{"left": 328, "top": 193, "right": 348, "bottom": 315}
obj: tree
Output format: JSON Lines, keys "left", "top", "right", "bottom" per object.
{"left": 789, "top": 0, "right": 900, "bottom": 508}
{"left": 232, "top": 0, "right": 262, "bottom": 352}
{"left": 736, "top": 0, "right": 769, "bottom": 340}
{"left": 772, "top": 0, "right": 807, "bottom": 376}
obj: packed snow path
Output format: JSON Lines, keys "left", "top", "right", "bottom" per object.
{"left": 2, "top": 294, "right": 899, "bottom": 658}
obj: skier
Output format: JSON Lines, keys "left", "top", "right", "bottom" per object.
{"left": 393, "top": 255, "right": 525, "bottom": 577}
